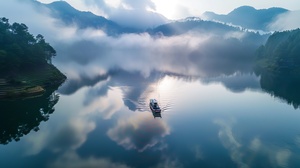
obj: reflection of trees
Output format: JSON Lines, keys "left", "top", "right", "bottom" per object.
{"left": 0, "top": 88, "right": 60, "bottom": 145}
{"left": 258, "top": 70, "right": 300, "bottom": 109}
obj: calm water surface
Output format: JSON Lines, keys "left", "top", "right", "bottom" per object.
{"left": 1, "top": 70, "right": 300, "bottom": 168}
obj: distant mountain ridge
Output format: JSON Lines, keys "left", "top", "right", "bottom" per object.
{"left": 35, "top": 1, "right": 278, "bottom": 38}
{"left": 148, "top": 18, "right": 238, "bottom": 36}
{"left": 202, "top": 6, "right": 289, "bottom": 31}
{"left": 38, "top": 1, "right": 140, "bottom": 35}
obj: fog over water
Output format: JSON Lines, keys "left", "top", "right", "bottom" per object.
{"left": 1, "top": 0, "right": 298, "bottom": 83}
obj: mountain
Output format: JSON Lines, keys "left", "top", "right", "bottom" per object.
{"left": 39, "top": 1, "right": 140, "bottom": 35}
{"left": 147, "top": 18, "right": 269, "bottom": 72}
{"left": 202, "top": 6, "right": 289, "bottom": 31}
{"left": 148, "top": 17, "right": 268, "bottom": 44}
{"left": 148, "top": 17, "right": 239, "bottom": 36}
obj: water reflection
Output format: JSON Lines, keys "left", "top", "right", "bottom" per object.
{"left": 2, "top": 7, "right": 300, "bottom": 166}
{"left": 0, "top": 89, "right": 60, "bottom": 145}
{"left": 202, "top": 72, "right": 261, "bottom": 93}
{"left": 214, "top": 118, "right": 299, "bottom": 168}
{"left": 107, "top": 113, "right": 170, "bottom": 152}
{"left": 59, "top": 70, "right": 179, "bottom": 114}
{"left": 258, "top": 70, "right": 300, "bottom": 109}
{"left": 50, "top": 151, "right": 132, "bottom": 168}
{"left": 2, "top": 67, "right": 300, "bottom": 167}
{"left": 58, "top": 65, "right": 300, "bottom": 112}
{"left": 152, "top": 111, "right": 162, "bottom": 118}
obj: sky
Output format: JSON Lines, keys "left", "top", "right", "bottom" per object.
{"left": 37, "top": 0, "right": 300, "bottom": 20}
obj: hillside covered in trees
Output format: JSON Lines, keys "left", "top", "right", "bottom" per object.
{"left": 0, "top": 17, "right": 56, "bottom": 73}
{"left": 256, "top": 29, "right": 300, "bottom": 109}
{"left": 0, "top": 17, "right": 66, "bottom": 99}
{"left": 256, "top": 29, "right": 300, "bottom": 74}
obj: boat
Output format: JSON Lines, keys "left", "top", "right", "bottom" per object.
{"left": 149, "top": 99, "right": 161, "bottom": 113}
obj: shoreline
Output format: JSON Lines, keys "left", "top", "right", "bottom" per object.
{"left": 0, "top": 64, "right": 66, "bottom": 100}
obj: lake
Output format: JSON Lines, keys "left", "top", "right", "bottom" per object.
{"left": 1, "top": 65, "right": 300, "bottom": 168}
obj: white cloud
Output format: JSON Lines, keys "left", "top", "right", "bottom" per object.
{"left": 268, "top": 11, "right": 300, "bottom": 31}
{"left": 108, "top": 9, "right": 167, "bottom": 29}
{"left": 81, "top": 0, "right": 167, "bottom": 29}
{"left": 53, "top": 30, "right": 258, "bottom": 81}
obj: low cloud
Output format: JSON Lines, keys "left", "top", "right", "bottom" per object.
{"left": 109, "top": 9, "right": 167, "bottom": 29}
{"left": 0, "top": 0, "right": 260, "bottom": 83}
{"left": 83, "top": 0, "right": 167, "bottom": 29}
{"left": 1, "top": 0, "right": 263, "bottom": 107}
{"left": 268, "top": 10, "right": 300, "bottom": 31}
{"left": 53, "top": 31, "right": 258, "bottom": 83}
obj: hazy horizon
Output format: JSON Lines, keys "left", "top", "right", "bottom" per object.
{"left": 37, "top": 0, "right": 300, "bottom": 20}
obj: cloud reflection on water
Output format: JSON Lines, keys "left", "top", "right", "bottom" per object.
{"left": 50, "top": 151, "right": 132, "bottom": 168}
{"left": 214, "top": 118, "right": 294, "bottom": 168}
{"left": 24, "top": 113, "right": 96, "bottom": 155}
{"left": 107, "top": 113, "right": 170, "bottom": 152}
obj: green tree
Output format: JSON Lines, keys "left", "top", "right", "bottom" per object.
{"left": 0, "top": 17, "right": 57, "bottom": 74}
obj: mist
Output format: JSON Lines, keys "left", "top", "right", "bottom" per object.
{"left": 82, "top": 0, "right": 168, "bottom": 29}
{"left": 1, "top": 0, "right": 262, "bottom": 96}
{"left": 268, "top": 10, "right": 300, "bottom": 31}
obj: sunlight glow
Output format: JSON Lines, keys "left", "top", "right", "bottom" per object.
{"left": 157, "top": 76, "right": 174, "bottom": 93}
{"left": 151, "top": 0, "right": 182, "bottom": 20}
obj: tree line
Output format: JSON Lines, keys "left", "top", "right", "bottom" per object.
{"left": 0, "top": 17, "right": 56, "bottom": 74}
{"left": 256, "top": 28, "right": 300, "bottom": 74}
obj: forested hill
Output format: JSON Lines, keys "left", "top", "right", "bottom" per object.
{"left": 41, "top": 1, "right": 140, "bottom": 35}
{"left": 255, "top": 29, "right": 300, "bottom": 109}
{"left": 0, "top": 17, "right": 66, "bottom": 99}
{"left": 0, "top": 17, "right": 56, "bottom": 74}
{"left": 256, "top": 29, "right": 300, "bottom": 74}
